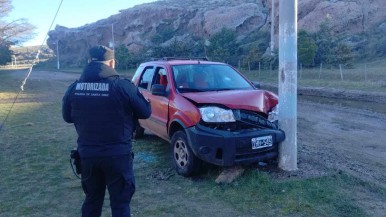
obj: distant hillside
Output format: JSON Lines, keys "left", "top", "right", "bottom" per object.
{"left": 46, "top": 0, "right": 386, "bottom": 66}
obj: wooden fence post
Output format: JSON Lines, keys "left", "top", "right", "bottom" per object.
{"left": 299, "top": 63, "right": 303, "bottom": 79}
{"left": 339, "top": 64, "right": 344, "bottom": 81}
{"left": 364, "top": 63, "right": 368, "bottom": 82}
{"left": 319, "top": 63, "right": 323, "bottom": 79}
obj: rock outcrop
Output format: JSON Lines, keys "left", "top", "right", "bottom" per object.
{"left": 47, "top": 0, "right": 386, "bottom": 66}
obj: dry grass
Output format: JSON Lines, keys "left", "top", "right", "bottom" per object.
{"left": 0, "top": 68, "right": 384, "bottom": 216}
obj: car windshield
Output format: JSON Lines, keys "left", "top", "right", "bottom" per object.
{"left": 172, "top": 64, "right": 253, "bottom": 92}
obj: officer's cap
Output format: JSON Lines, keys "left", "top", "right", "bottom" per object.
{"left": 89, "top": 45, "right": 114, "bottom": 61}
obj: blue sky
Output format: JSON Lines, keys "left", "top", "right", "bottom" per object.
{"left": 7, "top": 0, "right": 157, "bottom": 46}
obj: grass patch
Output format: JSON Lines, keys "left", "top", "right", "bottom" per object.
{"left": 1, "top": 69, "right": 385, "bottom": 216}
{"left": 204, "top": 171, "right": 369, "bottom": 217}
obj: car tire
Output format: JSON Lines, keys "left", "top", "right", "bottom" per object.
{"left": 171, "top": 130, "right": 202, "bottom": 177}
{"left": 133, "top": 125, "right": 145, "bottom": 139}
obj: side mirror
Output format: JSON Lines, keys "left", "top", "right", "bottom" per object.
{"left": 251, "top": 81, "right": 260, "bottom": 89}
{"left": 151, "top": 84, "right": 166, "bottom": 96}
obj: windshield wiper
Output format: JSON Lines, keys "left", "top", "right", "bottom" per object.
{"left": 178, "top": 88, "right": 206, "bottom": 93}
{"left": 213, "top": 88, "right": 235, "bottom": 91}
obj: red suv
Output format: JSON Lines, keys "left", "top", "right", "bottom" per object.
{"left": 132, "top": 58, "right": 285, "bottom": 176}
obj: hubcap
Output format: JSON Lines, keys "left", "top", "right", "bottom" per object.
{"left": 174, "top": 139, "right": 188, "bottom": 169}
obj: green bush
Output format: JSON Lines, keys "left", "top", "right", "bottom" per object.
{"left": 298, "top": 30, "right": 317, "bottom": 67}
{"left": 0, "top": 44, "right": 12, "bottom": 65}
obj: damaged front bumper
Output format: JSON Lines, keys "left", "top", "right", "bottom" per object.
{"left": 185, "top": 123, "right": 285, "bottom": 167}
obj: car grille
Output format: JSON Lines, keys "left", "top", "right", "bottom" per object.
{"left": 200, "top": 110, "right": 278, "bottom": 131}
{"left": 236, "top": 110, "right": 278, "bottom": 129}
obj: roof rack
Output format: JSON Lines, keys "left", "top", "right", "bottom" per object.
{"left": 151, "top": 57, "right": 209, "bottom": 61}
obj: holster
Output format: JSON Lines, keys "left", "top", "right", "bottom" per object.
{"left": 70, "top": 149, "right": 81, "bottom": 175}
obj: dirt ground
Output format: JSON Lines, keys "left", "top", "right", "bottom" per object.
{"left": 20, "top": 70, "right": 385, "bottom": 182}
{"left": 297, "top": 100, "right": 386, "bottom": 184}
{"left": 9, "top": 69, "right": 386, "bottom": 215}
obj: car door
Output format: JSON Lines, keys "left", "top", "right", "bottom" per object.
{"left": 136, "top": 66, "right": 155, "bottom": 130}
{"left": 146, "top": 66, "right": 170, "bottom": 141}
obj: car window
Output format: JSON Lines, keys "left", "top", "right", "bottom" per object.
{"left": 172, "top": 64, "right": 253, "bottom": 92}
{"left": 214, "top": 66, "right": 252, "bottom": 89}
{"left": 158, "top": 68, "right": 166, "bottom": 75}
{"left": 131, "top": 65, "right": 144, "bottom": 83}
{"left": 173, "top": 66, "right": 191, "bottom": 89}
{"left": 155, "top": 67, "right": 168, "bottom": 87}
{"left": 138, "top": 66, "right": 155, "bottom": 90}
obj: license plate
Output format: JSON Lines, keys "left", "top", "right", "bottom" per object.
{"left": 251, "top": 135, "right": 273, "bottom": 149}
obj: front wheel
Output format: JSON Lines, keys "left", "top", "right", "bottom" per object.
{"left": 170, "top": 131, "right": 202, "bottom": 177}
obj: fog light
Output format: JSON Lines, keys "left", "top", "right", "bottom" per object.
{"left": 199, "top": 146, "right": 210, "bottom": 155}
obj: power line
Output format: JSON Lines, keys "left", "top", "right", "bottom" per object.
{"left": 0, "top": 0, "right": 65, "bottom": 133}
{"left": 39, "top": 0, "right": 64, "bottom": 51}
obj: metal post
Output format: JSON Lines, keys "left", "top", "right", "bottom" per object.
{"left": 112, "top": 24, "right": 115, "bottom": 51}
{"left": 270, "top": 0, "right": 275, "bottom": 55}
{"left": 56, "top": 40, "right": 60, "bottom": 70}
{"left": 339, "top": 64, "right": 343, "bottom": 81}
{"left": 364, "top": 63, "right": 367, "bottom": 82}
{"left": 11, "top": 55, "right": 15, "bottom": 68}
{"left": 278, "top": 0, "right": 298, "bottom": 171}
{"left": 300, "top": 63, "right": 302, "bottom": 79}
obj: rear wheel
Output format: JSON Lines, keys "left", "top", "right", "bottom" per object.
{"left": 170, "top": 130, "right": 202, "bottom": 176}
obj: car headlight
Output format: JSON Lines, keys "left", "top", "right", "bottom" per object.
{"left": 268, "top": 105, "right": 278, "bottom": 122}
{"left": 199, "top": 106, "right": 236, "bottom": 122}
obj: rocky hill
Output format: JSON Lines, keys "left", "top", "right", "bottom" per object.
{"left": 46, "top": 0, "right": 386, "bottom": 66}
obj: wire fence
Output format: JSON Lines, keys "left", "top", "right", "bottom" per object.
{"left": 237, "top": 59, "right": 386, "bottom": 85}
{"left": 233, "top": 59, "right": 386, "bottom": 94}
{"left": 0, "top": 64, "right": 33, "bottom": 70}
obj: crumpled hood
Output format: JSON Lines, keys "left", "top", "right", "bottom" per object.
{"left": 181, "top": 89, "right": 278, "bottom": 114}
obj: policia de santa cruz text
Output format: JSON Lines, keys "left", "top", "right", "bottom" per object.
{"left": 62, "top": 45, "right": 151, "bottom": 217}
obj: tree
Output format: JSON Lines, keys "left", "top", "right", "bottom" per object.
{"left": 207, "top": 28, "right": 238, "bottom": 62}
{"left": 0, "top": 42, "right": 12, "bottom": 65}
{"left": 0, "top": 0, "right": 35, "bottom": 65}
{"left": 364, "top": 28, "right": 386, "bottom": 58}
{"left": 242, "top": 44, "right": 260, "bottom": 69}
{"left": 298, "top": 30, "right": 317, "bottom": 67}
{"left": 151, "top": 39, "right": 193, "bottom": 58}
{"left": 333, "top": 43, "right": 353, "bottom": 67}
{"left": 114, "top": 44, "right": 130, "bottom": 70}
{"left": 374, "top": 34, "right": 386, "bottom": 56}
{"left": 314, "top": 18, "right": 336, "bottom": 65}
{"left": 151, "top": 26, "right": 174, "bottom": 44}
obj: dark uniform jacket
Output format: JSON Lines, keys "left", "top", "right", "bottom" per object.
{"left": 62, "top": 62, "right": 151, "bottom": 158}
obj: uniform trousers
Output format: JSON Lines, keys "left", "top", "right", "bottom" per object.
{"left": 80, "top": 154, "right": 135, "bottom": 217}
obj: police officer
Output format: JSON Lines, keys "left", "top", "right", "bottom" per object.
{"left": 62, "top": 45, "right": 151, "bottom": 217}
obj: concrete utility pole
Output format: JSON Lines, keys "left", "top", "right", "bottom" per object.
{"left": 278, "top": 0, "right": 298, "bottom": 171}
{"left": 56, "top": 40, "right": 60, "bottom": 70}
{"left": 270, "top": 0, "right": 275, "bottom": 55}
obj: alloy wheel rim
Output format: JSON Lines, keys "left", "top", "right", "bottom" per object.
{"left": 174, "top": 139, "right": 188, "bottom": 169}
